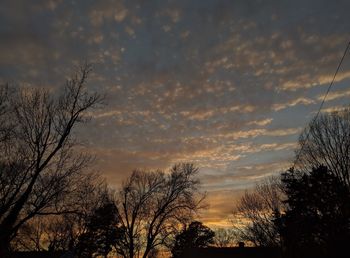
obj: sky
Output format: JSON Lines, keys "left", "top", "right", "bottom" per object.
{"left": 1, "top": 0, "right": 350, "bottom": 227}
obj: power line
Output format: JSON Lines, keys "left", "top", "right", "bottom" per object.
{"left": 293, "top": 40, "right": 350, "bottom": 169}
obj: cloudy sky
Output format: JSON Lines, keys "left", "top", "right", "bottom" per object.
{"left": 1, "top": 0, "right": 350, "bottom": 227}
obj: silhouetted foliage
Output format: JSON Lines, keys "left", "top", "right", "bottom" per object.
{"left": 0, "top": 64, "right": 102, "bottom": 256}
{"left": 171, "top": 221, "right": 215, "bottom": 258}
{"left": 232, "top": 177, "right": 284, "bottom": 247}
{"left": 278, "top": 165, "right": 350, "bottom": 258}
{"left": 114, "top": 163, "right": 204, "bottom": 258}
{"left": 75, "top": 199, "right": 123, "bottom": 258}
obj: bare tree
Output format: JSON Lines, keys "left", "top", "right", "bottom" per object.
{"left": 231, "top": 177, "right": 284, "bottom": 247}
{"left": 0, "top": 64, "right": 102, "bottom": 255}
{"left": 296, "top": 107, "right": 350, "bottom": 188}
{"left": 0, "top": 85, "right": 13, "bottom": 144}
{"left": 114, "top": 163, "right": 204, "bottom": 258}
{"left": 11, "top": 216, "right": 47, "bottom": 252}
{"left": 213, "top": 228, "right": 236, "bottom": 248}
{"left": 12, "top": 174, "right": 113, "bottom": 254}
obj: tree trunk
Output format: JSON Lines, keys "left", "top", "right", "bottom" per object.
{"left": 142, "top": 246, "right": 151, "bottom": 258}
{"left": 0, "top": 227, "right": 11, "bottom": 258}
{"left": 129, "top": 236, "right": 134, "bottom": 258}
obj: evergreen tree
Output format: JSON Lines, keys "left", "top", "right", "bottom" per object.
{"left": 76, "top": 201, "right": 123, "bottom": 257}
{"left": 278, "top": 166, "right": 350, "bottom": 258}
{"left": 171, "top": 221, "right": 215, "bottom": 258}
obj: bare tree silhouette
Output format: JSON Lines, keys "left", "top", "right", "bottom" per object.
{"left": 213, "top": 228, "right": 236, "bottom": 247}
{"left": 12, "top": 176, "right": 114, "bottom": 255}
{"left": 231, "top": 177, "right": 284, "bottom": 247}
{"left": 114, "top": 163, "right": 204, "bottom": 258}
{"left": 0, "top": 64, "right": 102, "bottom": 255}
{"left": 296, "top": 107, "right": 350, "bottom": 188}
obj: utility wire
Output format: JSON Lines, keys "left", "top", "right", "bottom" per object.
{"left": 293, "top": 40, "right": 350, "bottom": 169}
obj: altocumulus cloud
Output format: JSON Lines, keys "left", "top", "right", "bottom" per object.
{"left": 1, "top": 0, "right": 350, "bottom": 226}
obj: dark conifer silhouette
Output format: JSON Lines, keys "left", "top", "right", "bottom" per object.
{"left": 171, "top": 221, "right": 215, "bottom": 258}
{"left": 278, "top": 165, "right": 350, "bottom": 258}
{"left": 75, "top": 200, "right": 123, "bottom": 258}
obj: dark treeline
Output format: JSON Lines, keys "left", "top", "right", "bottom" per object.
{"left": 0, "top": 66, "right": 204, "bottom": 258}
{"left": 1, "top": 66, "right": 350, "bottom": 258}
{"left": 232, "top": 108, "right": 350, "bottom": 258}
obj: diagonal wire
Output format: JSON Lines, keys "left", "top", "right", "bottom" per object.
{"left": 293, "top": 41, "right": 350, "bottom": 169}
